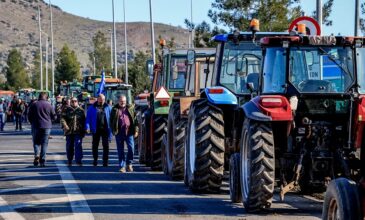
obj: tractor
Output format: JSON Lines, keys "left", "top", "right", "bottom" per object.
{"left": 236, "top": 33, "right": 365, "bottom": 212}
{"left": 138, "top": 44, "right": 188, "bottom": 170}
{"left": 162, "top": 48, "right": 216, "bottom": 180}
{"left": 184, "top": 20, "right": 287, "bottom": 193}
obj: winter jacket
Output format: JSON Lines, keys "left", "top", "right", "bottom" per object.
{"left": 28, "top": 99, "right": 56, "bottom": 129}
{"left": 14, "top": 102, "right": 25, "bottom": 116}
{"left": 85, "top": 102, "right": 112, "bottom": 138}
{"left": 110, "top": 104, "right": 138, "bottom": 136}
{"left": 60, "top": 106, "right": 86, "bottom": 136}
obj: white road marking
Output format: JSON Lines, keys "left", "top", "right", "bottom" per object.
{"left": 0, "top": 167, "right": 57, "bottom": 173}
{"left": 0, "top": 196, "right": 26, "bottom": 220}
{"left": 54, "top": 154, "right": 94, "bottom": 220}
{"left": 45, "top": 215, "right": 76, "bottom": 220}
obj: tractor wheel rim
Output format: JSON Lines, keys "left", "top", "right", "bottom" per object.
{"left": 189, "top": 119, "right": 196, "bottom": 174}
{"left": 242, "top": 129, "right": 249, "bottom": 199}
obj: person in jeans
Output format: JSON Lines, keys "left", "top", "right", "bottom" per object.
{"left": 110, "top": 95, "right": 138, "bottom": 173}
{"left": 14, "top": 98, "right": 25, "bottom": 131}
{"left": 86, "top": 94, "right": 112, "bottom": 167}
{"left": 28, "top": 92, "right": 56, "bottom": 167}
{"left": 0, "top": 99, "right": 6, "bottom": 131}
{"left": 60, "top": 97, "right": 86, "bottom": 166}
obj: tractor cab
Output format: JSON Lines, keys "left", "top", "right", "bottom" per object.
{"left": 104, "top": 83, "right": 132, "bottom": 105}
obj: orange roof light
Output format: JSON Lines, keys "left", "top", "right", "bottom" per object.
{"left": 249, "top": 19, "right": 260, "bottom": 32}
{"left": 159, "top": 39, "right": 166, "bottom": 47}
{"left": 297, "top": 23, "right": 306, "bottom": 35}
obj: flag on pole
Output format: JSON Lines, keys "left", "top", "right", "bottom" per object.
{"left": 97, "top": 70, "right": 106, "bottom": 96}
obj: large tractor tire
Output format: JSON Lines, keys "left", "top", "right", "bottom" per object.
{"left": 185, "top": 99, "right": 225, "bottom": 193}
{"left": 165, "top": 102, "right": 187, "bottom": 180}
{"left": 150, "top": 114, "right": 167, "bottom": 171}
{"left": 322, "top": 178, "right": 361, "bottom": 220}
{"left": 138, "top": 110, "right": 150, "bottom": 164}
{"left": 230, "top": 153, "right": 242, "bottom": 203}
{"left": 240, "top": 119, "right": 275, "bottom": 212}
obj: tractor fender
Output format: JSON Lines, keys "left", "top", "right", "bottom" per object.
{"left": 204, "top": 86, "right": 238, "bottom": 105}
{"left": 242, "top": 95, "right": 293, "bottom": 122}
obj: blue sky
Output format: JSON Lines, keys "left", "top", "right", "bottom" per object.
{"left": 50, "top": 0, "right": 357, "bottom": 36}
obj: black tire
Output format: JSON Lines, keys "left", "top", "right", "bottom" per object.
{"left": 150, "top": 114, "right": 167, "bottom": 171}
{"left": 185, "top": 99, "right": 225, "bottom": 192}
{"left": 230, "top": 153, "right": 242, "bottom": 203}
{"left": 165, "top": 102, "right": 187, "bottom": 180}
{"left": 240, "top": 119, "right": 275, "bottom": 212}
{"left": 322, "top": 178, "right": 362, "bottom": 220}
{"left": 161, "top": 134, "right": 168, "bottom": 175}
{"left": 138, "top": 111, "right": 148, "bottom": 164}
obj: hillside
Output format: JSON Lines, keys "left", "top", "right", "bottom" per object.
{"left": 0, "top": 0, "right": 190, "bottom": 75}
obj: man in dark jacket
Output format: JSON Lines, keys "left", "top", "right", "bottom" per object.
{"left": 110, "top": 95, "right": 138, "bottom": 173}
{"left": 28, "top": 92, "right": 56, "bottom": 167}
{"left": 86, "top": 94, "right": 112, "bottom": 166}
{"left": 60, "top": 97, "right": 86, "bottom": 166}
{"left": 14, "top": 98, "right": 25, "bottom": 131}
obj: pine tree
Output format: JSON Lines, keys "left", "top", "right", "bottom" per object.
{"left": 5, "top": 49, "right": 29, "bottom": 90}
{"left": 89, "top": 31, "right": 112, "bottom": 74}
{"left": 55, "top": 44, "right": 80, "bottom": 84}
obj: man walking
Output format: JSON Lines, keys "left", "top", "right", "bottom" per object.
{"left": 0, "top": 99, "right": 6, "bottom": 131}
{"left": 110, "top": 95, "right": 138, "bottom": 173}
{"left": 28, "top": 92, "right": 56, "bottom": 167}
{"left": 60, "top": 97, "right": 86, "bottom": 166}
{"left": 14, "top": 98, "right": 25, "bottom": 131}
{"left": 86, "top": 94, "right": 112, "bottom": 167}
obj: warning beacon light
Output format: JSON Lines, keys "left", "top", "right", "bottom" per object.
{"left": 297, "top": 23, "right": 306, "bottom": 35}
{"left": 159, "top": 38, "right": 166, "bottom": 47}
{"left": 249, "top": 19, "right": 260, "bottom": 33}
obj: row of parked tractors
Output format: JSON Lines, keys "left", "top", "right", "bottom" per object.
{"left": 134, "top": 20, "right": 365, "bottom": 219}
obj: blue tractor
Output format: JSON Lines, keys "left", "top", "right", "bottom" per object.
{"left": 184, "top": 22, "right": 286, "bottom": 195}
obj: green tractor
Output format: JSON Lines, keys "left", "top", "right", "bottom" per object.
{"left": 138, "top": 45, "right": 188, "bottom": 170}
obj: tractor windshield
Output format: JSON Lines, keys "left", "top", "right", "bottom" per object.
{"left": 220, "top": 41, "right": 262, "bottom": 94}
{"left": 356, "top": 48, "right": 365, "bottom": 94}
{"left": 169, "top": 57, "right": 186, "bottom": 90}
{"left": 289, "top": 47, "right": 354, "bottom": 93}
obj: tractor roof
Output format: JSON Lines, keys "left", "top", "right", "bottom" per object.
{"left": 260, "top": 35, "right": 365, "bottom": 47}
{"left": 212, "top": 31, "right": 288, "bottom": 42}
{"left": 94, "top": 78, "right": 122, "bottom": 83}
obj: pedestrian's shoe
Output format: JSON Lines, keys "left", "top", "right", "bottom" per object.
{"left": 119, "top": 167, "right": 126, "bottom": 173}
{"left": 103, "top": 163, "right": 108, "bottom": 167}
{"left": 33, "top": 156, "right": 40, "bottom": 166}
{"left": 76, "top": 163, "right": 82, "bottom": 167}
{"left": 126, "top": 164, "right": 133, "bottom": 172}
{"left": 93, "top": 160, "right": 97, "bottom": 166}
{"left": 67, "top": 161, "right": 72, "bottom": 166}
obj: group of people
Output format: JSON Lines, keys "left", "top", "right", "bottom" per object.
{"left": 0, "top": 96, "right": 29, "bottom": 131}
{"left": 28, "top": 92, "right": 138, "bottom": 173}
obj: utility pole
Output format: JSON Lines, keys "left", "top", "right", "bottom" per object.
{"left": 110, "top": 31, "right": 113, "bottom": 71}
{"left": 190, "top": 0, "right": 194, "bottom": 48}
{"left": 316, "top": 0, "right": 322, "bottom": 35}
{"left": 49, "top": 0, "right": 55, "bottom": 96}
{"left": 355, "top": 0, "right": 360, "bottom": 36}
{"left": 93, "top": 56, "right": 96, "bottom": 76}
{"left": 45, "top": 35, "right": 49, "bottom": 91}
{"left": 38, "top": 5, "right": 43, "bottom": 91}
{"left": 112, "top": 0, "right": 118, "bottom": 78}
{"left": 149, "top": 0, "right": 156, "bottom": 65}
{"left": 123, "top": 0, "right": 128, "bottom": 84}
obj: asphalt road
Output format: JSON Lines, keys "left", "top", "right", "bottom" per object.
{"left": 0, "top": 123, "right": 323, "bottom": 220}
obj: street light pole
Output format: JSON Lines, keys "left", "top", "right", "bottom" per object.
{"left": 149, "top": 0, "right": 156, "bottom": 65}
{"left": 355, "top": 0, "right": 360, "bottom": 36}
{"left": 123, "top": 0, "right": 128, "bottom": 84}
{"left": 38, "top": 5, "right": 43, "bottom": 91}
{"left": 45, "top": 35, "right": 49, "bottom": 91}
{"left": 49, "top": 0, "right": 55, "bottom": 96}
{"left": 110, "top": 31, "right": 113, "bottom": 71}
{"left": 190, "top": 0, "right": 194, "bottom": 48}
{"left": 112, "top": 0, "right": 118, "bottom": 78}
{"left": 316, "top": 0, "right": 322, "bottom": 35}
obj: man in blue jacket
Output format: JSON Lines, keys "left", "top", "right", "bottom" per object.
{"left": 86, "top": 94, "right": 112, "bottom": 166}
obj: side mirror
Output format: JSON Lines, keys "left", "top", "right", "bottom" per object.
{"left": 146, "top": 59, "right": 154, "bottom": 76}
{"left": 172, "top": 65, "right": 179, "bottom": 80}
{"left": 187, "top": 50, "right": 196, "bottom": 65}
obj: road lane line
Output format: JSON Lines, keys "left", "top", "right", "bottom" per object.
{"left": 0, "top": 183, "right": 63, "bottom": 194}
{"left": 54, "top": 154, "right": 94, "bottom": 220}
{"left": 45, "top": 215, "right": 76, "bottom": 220}
{"left": 0, "top": 196, "right": 26, "bottom": 220}
{"left": 0, "top": 167, "right": 58, "bottom": 173}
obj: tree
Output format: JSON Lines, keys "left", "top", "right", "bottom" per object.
{"left": 208, "top": 0, "right": 302, "bottom": 32}
{"left": 124, "top": 51, "right": 151, "bottom": 96}
{"left": 89, "top": 31, "right": 112, "bottom": 74}
{"left": 5, "top": 49, "right": 29, "bottom": 90}
{"left": 311, "top": 0, "right": 334, "bottom": 26}
{"left": 55, "top": 44, "right": 80, "bottom": 84}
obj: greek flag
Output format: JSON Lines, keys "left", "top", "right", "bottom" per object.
{"left": 97, "top": 70, "right": 106, "bottom": 95}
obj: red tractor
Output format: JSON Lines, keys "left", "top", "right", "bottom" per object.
{"left": 236, "top": 34, "right": 365, "bottom": 212}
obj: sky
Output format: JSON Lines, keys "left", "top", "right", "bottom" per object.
{"left": 49, "top": 0, "right": 358, "bottom": 36}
